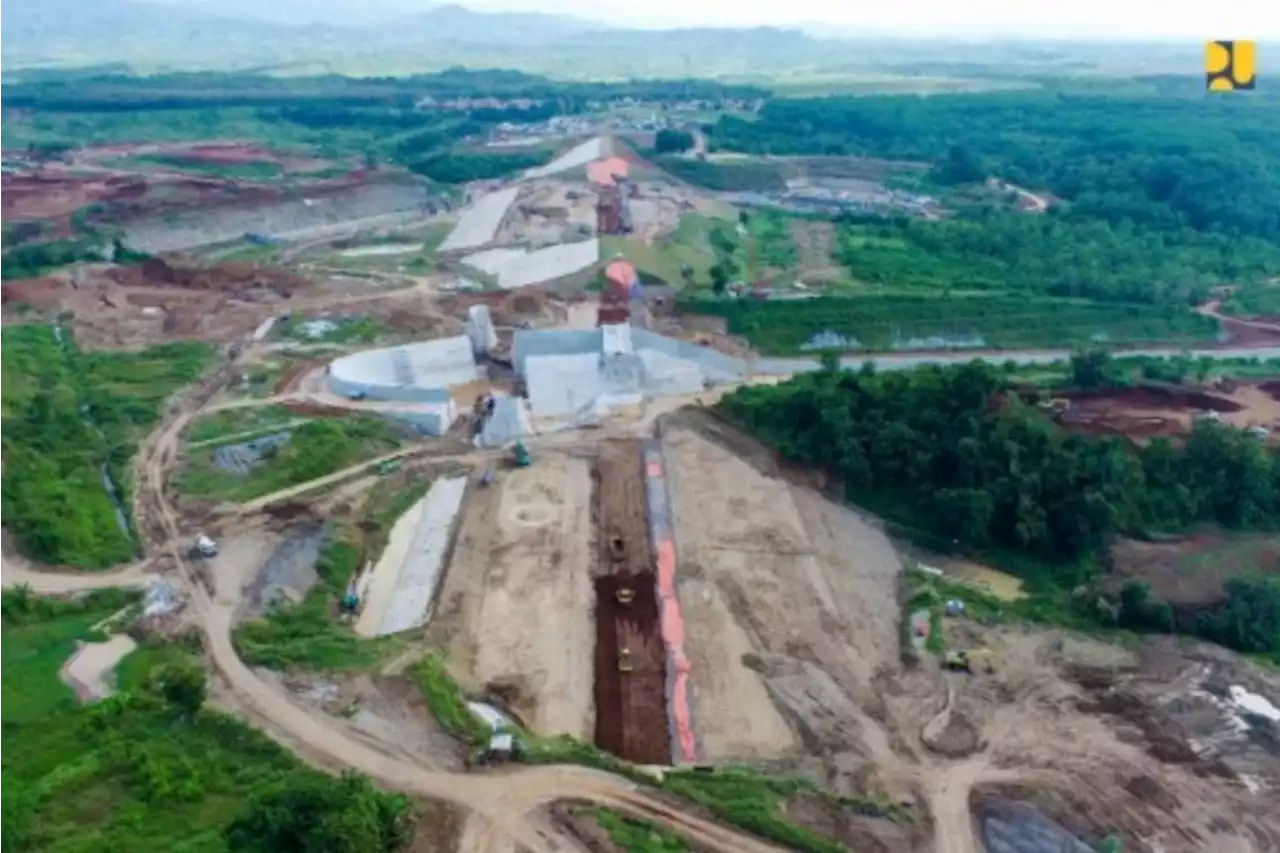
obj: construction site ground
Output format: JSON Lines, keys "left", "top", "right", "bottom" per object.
{"left": 7, "top": 134, "right": 1280, "bottom": 853}
{"left": 1054, "top": 382, "right": 1280, "bottom": 445}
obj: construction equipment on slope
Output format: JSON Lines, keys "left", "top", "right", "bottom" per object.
{"left": 470, "top": 733, "right": 526, "bottom": 769}
{"left": 618, "top": 647, "right": 634, "bottom": 673}
{"left": 943, "top": 648, "right": 1000, "bottom": 674}
{"left": 616, "top": 586, "right": 635, "bottom": 605}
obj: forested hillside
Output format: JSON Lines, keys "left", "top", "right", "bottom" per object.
{"left": 707, "top": 90, "right": 1280, "bottom": 242}
{"left": 705, "top": 89, "right": 1280, "bottom": 306}
{"left": 718, "top": 360, "right": 1280, "bottom": 656}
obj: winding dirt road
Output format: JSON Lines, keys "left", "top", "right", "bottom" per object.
{"left": 5, "top": 378, "right": 792, "bottom": 853}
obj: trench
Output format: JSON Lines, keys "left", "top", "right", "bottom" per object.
{"left": 591, "top": 440, "right": 672, "bottom": 764}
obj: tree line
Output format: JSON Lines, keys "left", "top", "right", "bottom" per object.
{"left": 705, "top": 91, "right": 1280, "bottom": 243}
{"left": 717, "top": 358, "right": 1280, "bottom": 655}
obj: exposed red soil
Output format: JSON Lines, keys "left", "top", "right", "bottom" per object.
{"left": 593, "top": 440, "right": 652, "bottom": 579}
{"left": 1, "top": 173, "right": 146, "bottom": 220}
{"left": 1047, "top": 383, "right": 1280, "bottom": 445}
{"left": 593, "top": 572, "right": 670, "bottom": 765}
{"left": 591, "top": 438, "right": 669, "bottom": 764}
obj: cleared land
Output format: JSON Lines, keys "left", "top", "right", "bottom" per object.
{"left": 661, "top": 411, "right": 904, "bottom": 762}
{"left": 431, "top": 453, "right": 595, "bottom": 738}
{"left": 1054, "top": 383, "right": 1280, "bottom": 445}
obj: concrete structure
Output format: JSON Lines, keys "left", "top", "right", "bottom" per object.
{"left": 512, "top": 325, "right": 747, "bottom": 424}
{"left": 477, "top": 395, "right": 533, "bottom": 447}
{"left": 327, "top": 336, "right": 482, "bottom": 434}
{"left": 356, "top": 476, "right": 468, "bottom": 637}
{"left": 460, "top": 238, "right": 599, "bottom": 290}
{"left": 523, "top": 137, "right": 605, "bottom": 180}
{"left": 439, "top": 187, "right": 519, "bottom": 252}
{"left": 464, "top": 304, "right": 498, "bottom": 355}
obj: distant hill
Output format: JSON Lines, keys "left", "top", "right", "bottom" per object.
{"left": 0, "top": 0, "right": 830, "bottom": 74}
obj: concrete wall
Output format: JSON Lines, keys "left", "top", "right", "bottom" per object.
{"left": 439, "top": 187, "right": 519, "bottom": 252}
{"left": 372, "top": 476, "right": 469, "bottom": 637}
{"left": 328, "top": 337, "right": 482, "bottom": 409}
{"left": 513, "top": 328, "right": 602, "bottom": 375}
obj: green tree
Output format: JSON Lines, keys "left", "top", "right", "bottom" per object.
{"left": 0, "top": 768, "right": 33, "bottom": 850}
{"left": 1070, "top": 349, "right": 1116, "bottom": 388}
{"left": 156, "top": 660, "right": 207, "bottom": 717}
{"left": 226, "top": 772, "right": 411, "bottom": 853}
{"left": 654, "top": 128, "right": 695, "bottom": 154}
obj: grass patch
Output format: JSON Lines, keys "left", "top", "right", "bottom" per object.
{"left": 2, "top": 588, "right": 409, "bottom": 853}
{"left": 129, "top": 154, "right": 285, "bottom": 181}
{"left": 186, "top": 404, "right": 301, "bottom": 444}
{"left": 176, "top": 414, "right": 405, "bottom": 501}
{"left": 1221, "top": 283, "right": 1280, "bottom": 318}
{"left": 232, "top": 478, "right": 429, "bottom": 671}
{"left": 233, "top": 538, "right": 393, "bottom": 671}
{"left": 414, "top": 652, "right": 491, "bottom": 745}
{"left": 1, "top": 588, "right": 139, "bottom": 724}
{"left": 1, "top": 324, "right": 212, "bottom": 568}
{"left": 273, "top": 314, "right": 386, "bottom": 344}
{"left": 590, "top": 807, "right": 694, "bottom": 853}
{"left": 660, "top": 767, "right": 905, "bottom": 853}
{"left": 679, "top": 294, "right": 1219, "bottom": 353}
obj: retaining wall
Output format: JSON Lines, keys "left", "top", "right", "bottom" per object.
{"left": 642, "top": 439, "right": 698, "bottom": 764}
{"left": 372, "top": 475, "right": 469, "bottom": 637}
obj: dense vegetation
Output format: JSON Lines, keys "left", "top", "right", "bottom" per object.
{"left": 707, "top": 91, "right": 1280, "bottom": 242}
{"left": 1, "top": 325, "right": 211, "bottom": 568}
{"left": 1, "top": 589, "right": 411, "bottom": 853}
{"left": 655, "top": 157, "right": 787, "bottom": 191}
{"left": 718, "top": 359, "right": 1280, "bottom": 655}
{"left": 683, "top": 294, "right": 1218, "bottom": 353}
{"left": 702, "top": 90, "right": 1280, "bottom": 303}
{"left": 832, "top": 213, "right": 1280, "bottom": 305}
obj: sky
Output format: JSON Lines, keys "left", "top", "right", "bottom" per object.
{"left": 469, "top": 0, "right": 1280, "bottom": 40}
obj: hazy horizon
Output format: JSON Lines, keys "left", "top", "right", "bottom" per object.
{"left": 136, "top": 0, "right": 1279, "bottom": 40}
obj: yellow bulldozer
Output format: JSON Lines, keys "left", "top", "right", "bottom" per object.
{"left": 943, "top": 648, "right": 1000, "bottom": 675}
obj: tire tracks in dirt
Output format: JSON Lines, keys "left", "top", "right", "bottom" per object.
{"left": 5, "top": 373, "right": 796, "bottom": 853}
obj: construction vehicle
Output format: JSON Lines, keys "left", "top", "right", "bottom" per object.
{"left": 618, "top": 647, "right": 634, "bottom": 673}
{"left": 469, "top": 733, "right": 526, "bottom": 768}
{"left": 340, "top": 582, "right": 360, "bottom": 616}
{"left": 616, "top": 586, "right": 635, "bottom": 605}
{"left": 512, "top": 440, "right": 532, "bottom": 468}
{"left": 1038, "top": 398, "right": 1071, "bottom": 421}
{"left": 189, "top": 534, "right": 218, "bottom": 559}
{"left": 375, "top": 459, "right": 402, "bottom": 475}
{"left": 479, "top": 468, "right": 495, "bottom": 488}
{"left": 943, "top": 649, "right": 1000, "bottom": 674}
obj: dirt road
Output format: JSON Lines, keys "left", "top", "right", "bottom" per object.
{"left": 3, "top": 364, "right": 795, "bottom": 853}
